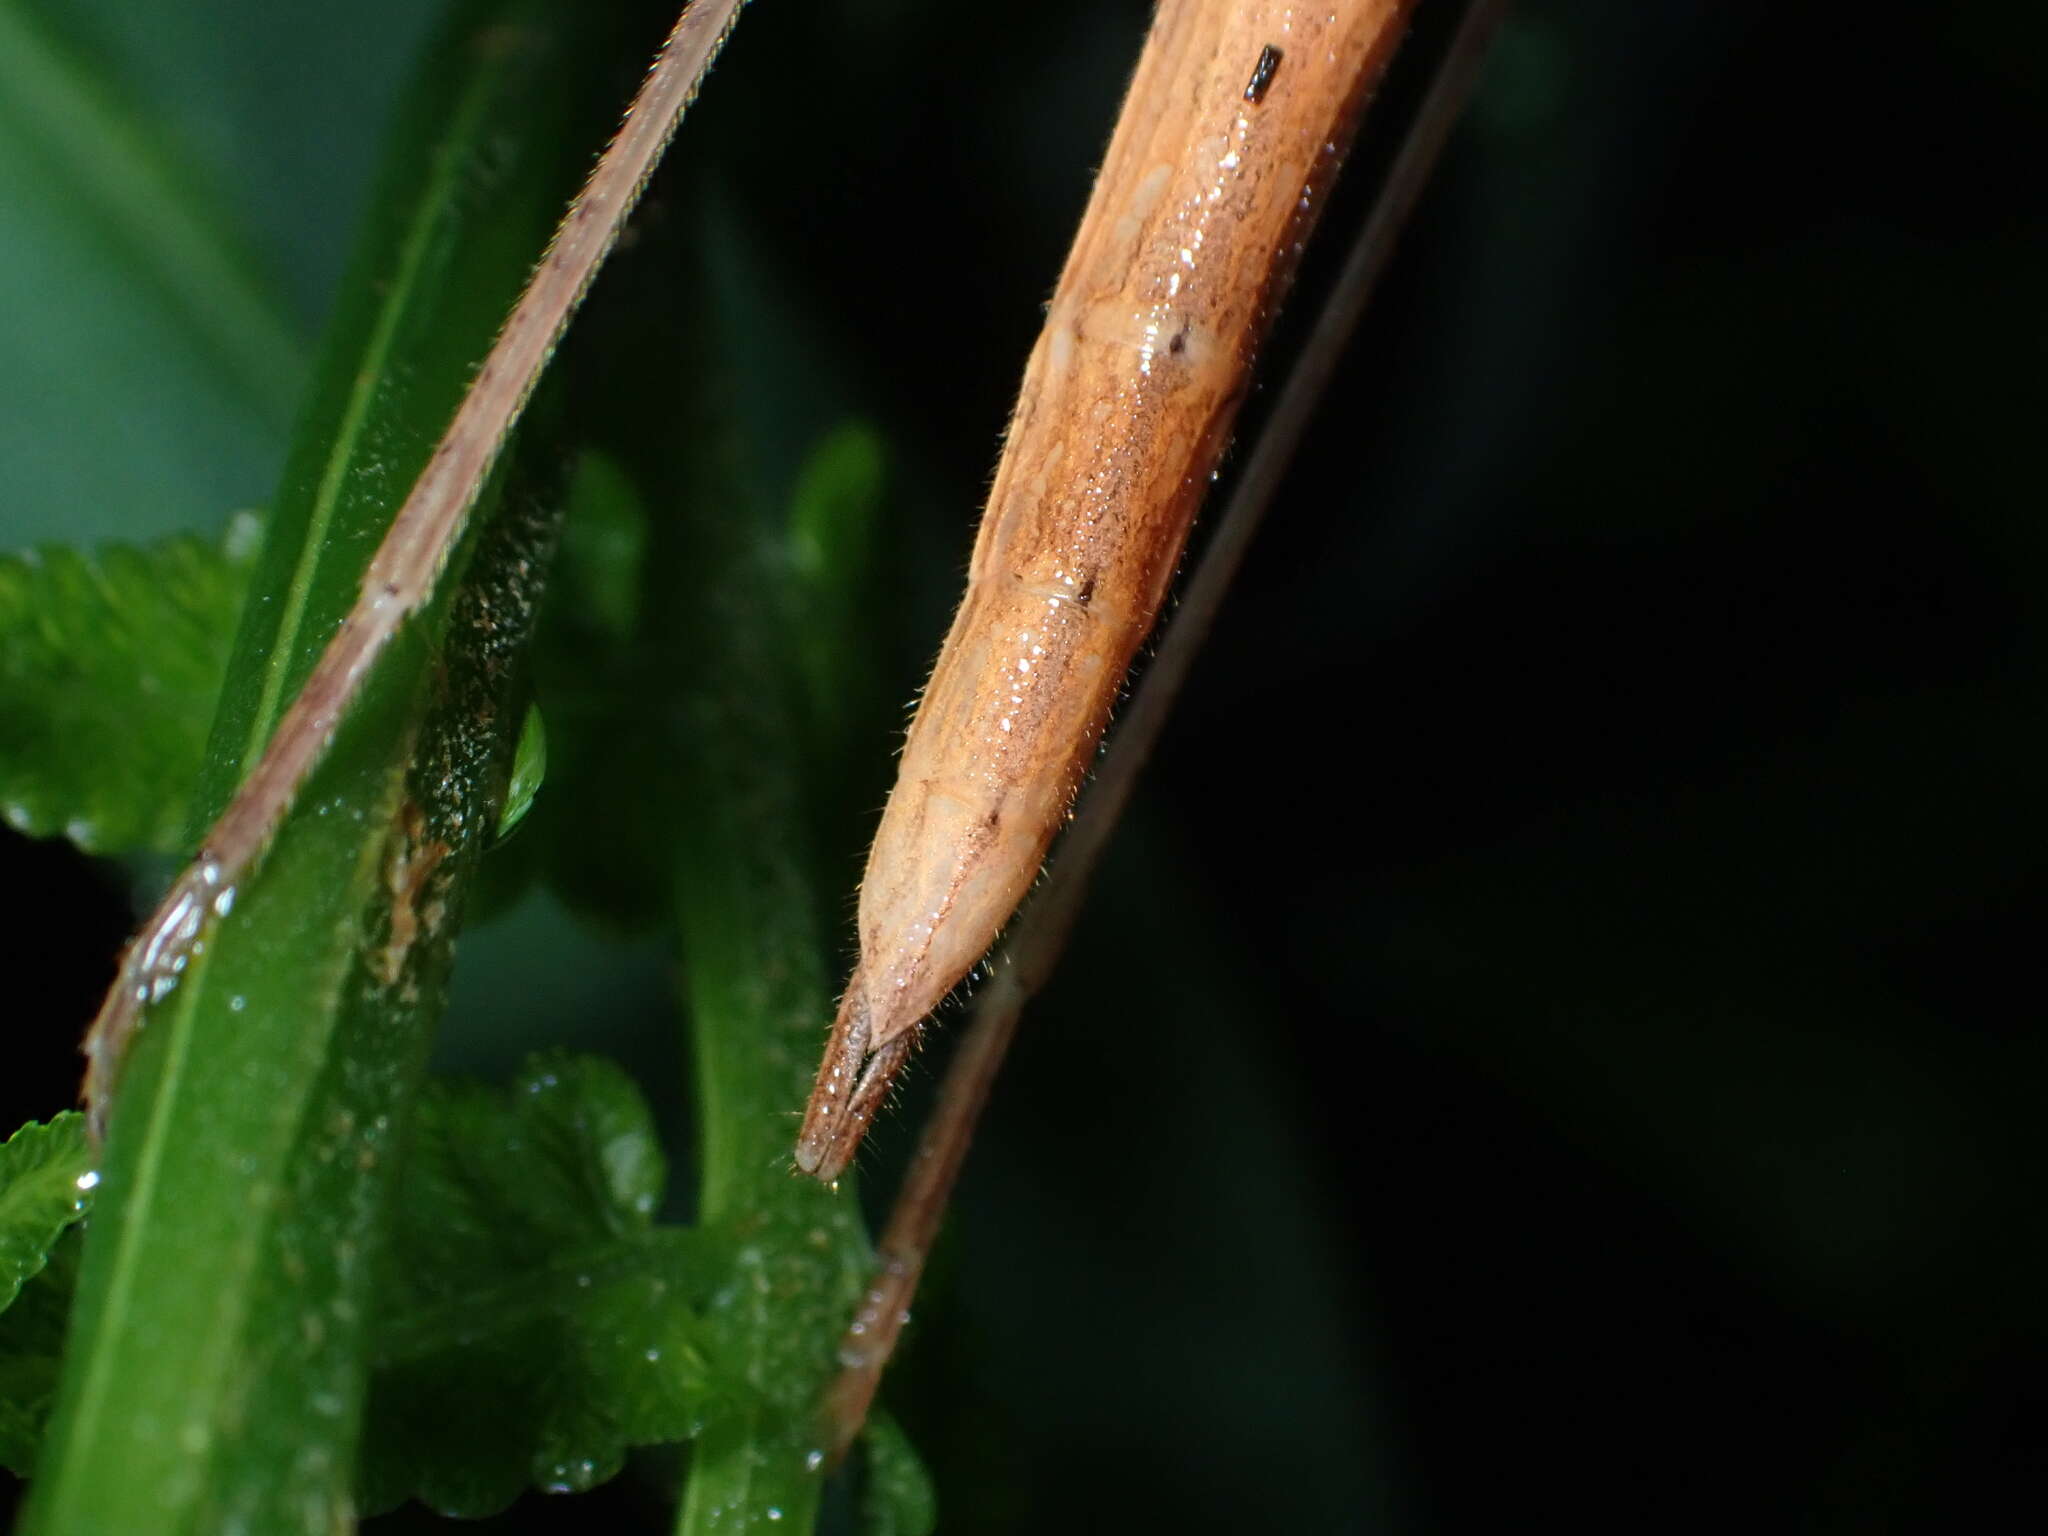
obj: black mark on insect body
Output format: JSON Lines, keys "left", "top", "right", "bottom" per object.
{"left": 1244, "top": 44, "right": 1282, "bottom": 103}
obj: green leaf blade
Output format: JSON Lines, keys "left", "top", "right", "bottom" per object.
{"left": 18, "top": 1, "right": 637, "bottom": 1528}
{"left": 0, "top": 1117, "right": 91, "bottom": 1314}
{"left": 0, "top": 1233, "right": 81, "bottom": 1478}
{"left": 0, "top": 0, "right": 306, "bottom": 418}
{"left": 0, "top": 0, "right": 308, "bottom": 545}
{"left": 663, "top": 408, "right": 897, "bottom": 1529}
{"left": 361, "top": 1056, "right": 728, "bottom": 1518}
{"left": 0, "top": 1117, "right": 93, "bottom": 1479}
{"left": 577, "top": 199, "right": 921, "bottom": 1534}
{"left": 859, "top": 1411, "right": 938, "bottom": 1536}
{"left": 0, "top": 522, "right": 254, "bottom": 854}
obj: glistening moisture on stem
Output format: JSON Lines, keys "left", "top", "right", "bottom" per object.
{"left": 79, "top": 0, "right": 749, "bottom": 1137}
{"left": 816, "top": 0, "right": 1515, "bottom": 1458}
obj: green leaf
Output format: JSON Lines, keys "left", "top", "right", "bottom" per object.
{"left": 554, "top": 194, "right": 912, "bottom": 1535}
{"left": 0, "top": 1064, "right": 734, "bottom": 1505}
{"left": 0, "top": 518, "right": 256, "bottom": 855}
{"left": 360, "top": 1055, "right": 727, "bottom": 1517}
{"left": 19, "top": 2, "right": 635, "bottom": 1529}
{"left": 498, "top": 201, "right": 902, "bottom": 1527}
{"left": 536, "top": 198, "right": 897, "bottom": 1531}
{"left": 0, "top": 1230, "right": 81, "bottom": 1477}
{"left": 0, "top": 1117, "right": 93, "bottom": 1479}
{"left": 0, "top": 1115, "right": 92, "bottom": 1313}
{"left": 554, "top": 449, "right": 649, "bottom": 648}
{"left": 787, "top": 421, "right": 887, "bottom": 756}
{"left": 671, "top": 485, "right": 875, "bottom": 1534}
{"left": 0, "top": 1, "right": 302, "bottom": 411}
{"left": 859, "top": 1412, "right": 938, "bottom": 1536}
{"left": 655, "top": 254, "right": 896, "bottom": 1525}
{"left": 0, "top": 0, "right": 306, "bottom": 544}
{"left": 495, "top": 703, "right": 548, "bottom": 841}
{"left": 525, "top": 449, "right": 673, "bottom": 932}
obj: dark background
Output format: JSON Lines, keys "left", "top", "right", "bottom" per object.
{"left": 4, "top": 0, "right": 2042, "bottom": 1529}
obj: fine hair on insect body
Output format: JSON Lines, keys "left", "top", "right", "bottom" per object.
{"left": 795, "top": 0, "right": 1418, "bottom": 1180}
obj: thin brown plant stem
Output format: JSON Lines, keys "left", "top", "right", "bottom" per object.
{"left": 817, "top": 0, "right": 1513, "bottom": 1465}
{"left": 81, "top": 0, "right": 750, "bottom": 1137}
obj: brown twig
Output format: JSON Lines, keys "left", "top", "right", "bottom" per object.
{"left": 817, "top": 0, "right": 1513, "bottom": 1466}
{"left": 81, "top": 0, "right": 750, "bottom": 1137}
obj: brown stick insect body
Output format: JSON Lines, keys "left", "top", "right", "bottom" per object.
{"left": 821, "top": 0, "right": 1510, "bottom": 1451}
{"left": 797, "top": 0, "right": 1413, "bottom": 1178}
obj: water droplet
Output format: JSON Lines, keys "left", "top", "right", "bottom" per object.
{"left": 74, "top": 1169, "right": 100, "bottom": 1192}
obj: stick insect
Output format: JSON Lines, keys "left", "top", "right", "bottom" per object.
{"left": 813, "top": 0, "right": 1507, "bottom": 1454}
{"left": 794, "top": 0, "right": 1419, "bottom": 1179}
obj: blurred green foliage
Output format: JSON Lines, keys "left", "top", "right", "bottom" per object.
{"left": 0, "top": 523, "right": 255, "bottom": 852}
